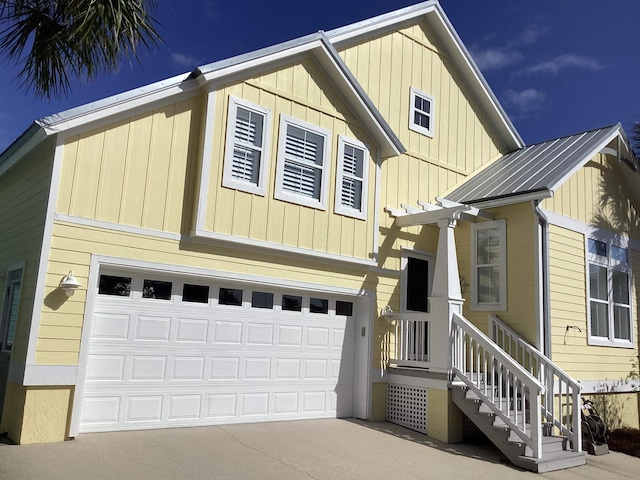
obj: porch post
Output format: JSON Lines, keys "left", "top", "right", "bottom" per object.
{"left": 428, "top": 217, "right": 464, "bottom": 375}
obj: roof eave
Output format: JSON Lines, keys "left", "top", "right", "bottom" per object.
{"left": 0, "top": 123, "right": 48, "bottom": 177}
{"left": 461, "top": 189, "right": 553, "bottom": 209}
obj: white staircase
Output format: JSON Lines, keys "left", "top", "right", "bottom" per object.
{"left": 450, "top": 313, "right": 585, "bottom": 473}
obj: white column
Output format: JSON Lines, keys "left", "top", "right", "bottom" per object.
{"left": 429, "top": 217, "right": 464, "bottom": 374}
{"left": 431, "top": 218, "right": 462, "bottom": 300}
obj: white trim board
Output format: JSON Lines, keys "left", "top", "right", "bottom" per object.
{"left": 579, "top": 379, "right": 639, "bottom": 395}
{"left": 53, "top": 213, "right": 377, "bottom": 269}
{"left": 26, "top": 137, "right": 66, "bottom": 366}
{"left": 542, "top": 209, "right": 640, "bottom": 251}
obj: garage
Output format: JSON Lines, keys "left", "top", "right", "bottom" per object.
{"left": 78, "top": 269, "right": 358, "bottom": 433}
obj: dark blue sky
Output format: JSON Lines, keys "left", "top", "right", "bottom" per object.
{"left": 0, "top": 0, "right": 638, "bottom": 151}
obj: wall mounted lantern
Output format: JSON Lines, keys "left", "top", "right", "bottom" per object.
{"left": 60, "top": 270, "right": 82, "bottom": 297}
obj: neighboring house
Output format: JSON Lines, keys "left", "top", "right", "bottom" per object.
{"left": 0, "top": 0, "right": 638, "bottom": 472}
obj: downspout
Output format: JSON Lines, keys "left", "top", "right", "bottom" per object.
{"left": 532, "top": 200, "right": 552, "bottom": 358}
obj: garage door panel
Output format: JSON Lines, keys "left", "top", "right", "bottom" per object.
{"left": 80, "top": 272, "right": 357, "bottom": 433}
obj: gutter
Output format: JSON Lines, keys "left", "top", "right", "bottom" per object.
{"left": 532, "top": 200, "right": 552, "bottom": 358}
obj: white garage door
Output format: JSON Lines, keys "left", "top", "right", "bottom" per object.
{"left": 79, "top": 270, "right": 357, "bottom": 433}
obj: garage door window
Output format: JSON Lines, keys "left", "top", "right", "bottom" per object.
{"left": 336, "top": 301, "right": 353, "bottom": 316}
{"left": 182, "top": 284, "right": 209, "bottom": 303}
{"left": 142, "top": 280, "right": 172, "bottom": 300}
{"left": 282, "top": 294, "right": 302, "bottom": 311}
{"left": 219, "top": 288, "right": 243, "bottom": 306}
{"left": 310, "top": 298, "right": 328, "bottom": 314}
{"left": 98, "top": 275, "right": 132, "bottom": 297}
{"left": 252, "top": 291, "right": 274, "bottom": 309}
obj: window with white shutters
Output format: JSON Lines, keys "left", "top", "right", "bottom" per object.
{"left": 335, "top": 135, "right": 368, "bottom": 219}
{"left": 275, "top": 115, "right": 331, "bottom": 210}
{"left": 222, "top": 96, "right": 271, "bottom": 195}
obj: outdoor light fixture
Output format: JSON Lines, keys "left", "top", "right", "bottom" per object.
{"left": 60, "top": 270, "right": 82, "bottom": 297}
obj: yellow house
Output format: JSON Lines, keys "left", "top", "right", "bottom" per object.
{"left": 1, "top": 1, "right": 638, "bottom": 473}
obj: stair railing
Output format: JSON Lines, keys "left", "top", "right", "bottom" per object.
{"left": 451, "top": 312, "right": 545, "bottom": 459}
{"left": 489, "top": 314, "right": 582, "bottom": 452}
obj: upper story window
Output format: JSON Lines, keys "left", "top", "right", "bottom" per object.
{"left": 222, "top": 96, "right": 272, "bottom": 196}
{"left": 471, "top": 220, "right": 506, "bottom": 311}
{"left": 587, "top": 237, "right": 633, "bottom": 347}
{"left": 335, "top": 135, "right": 369, "bottom": 219}
{"left": 275, "top": 115, "right": 330, "bottom": 210}
{"left": 409, "top": 87, "right": 434, "bottom": 137}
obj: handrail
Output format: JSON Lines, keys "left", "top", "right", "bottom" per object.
{"left": 451, "top": 312, "right": 544, "bottom": 459}
{"left": 489, "top": 315, "right": 582, "bottom": 453}
{"left": 385, "top": 312, "right": 431, "bottom": 365}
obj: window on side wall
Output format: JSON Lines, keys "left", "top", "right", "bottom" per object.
{"left": 335, "top": 135, "right": 369, "bottom": 219}
{"left": 275, "top": 115, "right": 330, "bottom": 210}
{"left": 471, "top": 220, "right": 506, "bottom": 311}
{"left": 1, "top": 266, "right": 23, "bottom": 352}
{"left": 587, "top": 237, "right": 633, "bottom": 347}
{"left": 222, "top": 96, "right": 271, "bottom": 195}
{"left": 409, "top": 87, "right": 434, "bottom": 137}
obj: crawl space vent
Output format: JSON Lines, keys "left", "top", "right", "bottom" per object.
{"left": 386, "top": 384, "right": 427, "bottom": 434}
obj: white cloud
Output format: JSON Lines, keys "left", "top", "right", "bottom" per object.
{"left": 170, "top": 52, "right": 201, "bottom": 68}
{"left": 508, "top": 25, "right": 548, "bottom": 47}
{"left": 470, "top": 24, "right": 547, "bottom": 72}
{"left": 502, "top": 88, "right": 546, "bottom": 115}
{"left": 520, "top": 54, "right": 605, "bottom": 76}
{"left": 471, "top": 47, "right": 523, "bottom": 71}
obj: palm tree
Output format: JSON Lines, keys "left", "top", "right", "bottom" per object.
{"left": 0, "top": 0, "right": 161, "bottom": 98}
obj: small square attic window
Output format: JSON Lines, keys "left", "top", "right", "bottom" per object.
{"left": 409, "top": 87, "right": 434, "bottom": 137}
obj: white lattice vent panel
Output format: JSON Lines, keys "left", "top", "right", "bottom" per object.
{"left": 386, "top": 384, "right": 427, "bottom": 434}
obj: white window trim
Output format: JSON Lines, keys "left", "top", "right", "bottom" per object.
{"left": 409, "top": 86, "right": 434, "bottom": 138}
{"left": 275, "top": 114, "right": 331, "bottom": 210}
{"left": 335, "top": 135, "right": 369, "bottom": 220}
{"left": 585, "top": 234, "right": 634, "bottom": 348}
{"left": 222, "top": 95, "right": 272, "bottom": 196}
{"left": 471, "top": 220, "right": 507, "bottom": 311}
{"left": 1, "top": 262, "right": 25, "bottom": 352}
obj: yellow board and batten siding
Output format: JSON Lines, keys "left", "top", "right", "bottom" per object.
{"left": 201, "top": 57, "right": 377, "bottom": 260}
{"left": 544, "top": 153, "right": 640, "bottom": 382}
{"left": 337, "top": 21, "right": 510, "bottom": 272}
{"left": 57, "top": 96, "right": 204, "bottom": 235}
{"left": 456, "top": 203, "right": 539, "bottom": 344}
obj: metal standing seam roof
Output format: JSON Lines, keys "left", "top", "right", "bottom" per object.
{"left": 445, "top": 124, "right": 623, "bottom": 204}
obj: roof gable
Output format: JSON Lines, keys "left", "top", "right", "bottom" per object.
{"left": 326, "top": 1, "right": 524, "bottom": 151}
{"left": 193, "top": 32, "right": 403, "bottom": 158}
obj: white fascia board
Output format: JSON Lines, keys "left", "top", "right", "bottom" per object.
{"left": 468, "top": 190, "right": 553, "bottom": 209}
{"left": 198, "top": 36, "right": 402, "bottom": 158}
{"left": 547, "top": 125, "right": 623, "bottom": 192}
{"left": 424, "top": 6, "right": 523, "bottom": 150}
{"left": 38, "top": 73, "right": 199, "bottom": 136}
{"left": 327, "top": 1, "right": 523, "bottom": 151}
{"left": 326, "top": 1, "right": 438, "bottom": 44}
{"left": 0, "top": 125, "right": 48, "bottom": 178}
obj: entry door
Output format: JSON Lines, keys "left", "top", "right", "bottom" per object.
{"left": 401, "top": 250, "right": 433, "bottom": 313}
{"left": 0, "top": 267, "right": 23, "bottom": 413}
{"left": 401, "top": 251, "right": 433, "bottom": 361}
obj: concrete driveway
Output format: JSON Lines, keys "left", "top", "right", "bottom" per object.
{"left": 0, "top": 419, "right": 638, "bottom": 479}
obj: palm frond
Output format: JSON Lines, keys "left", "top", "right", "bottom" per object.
{"left": 0, "top": 0, "right": 161, "bottom": 98}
